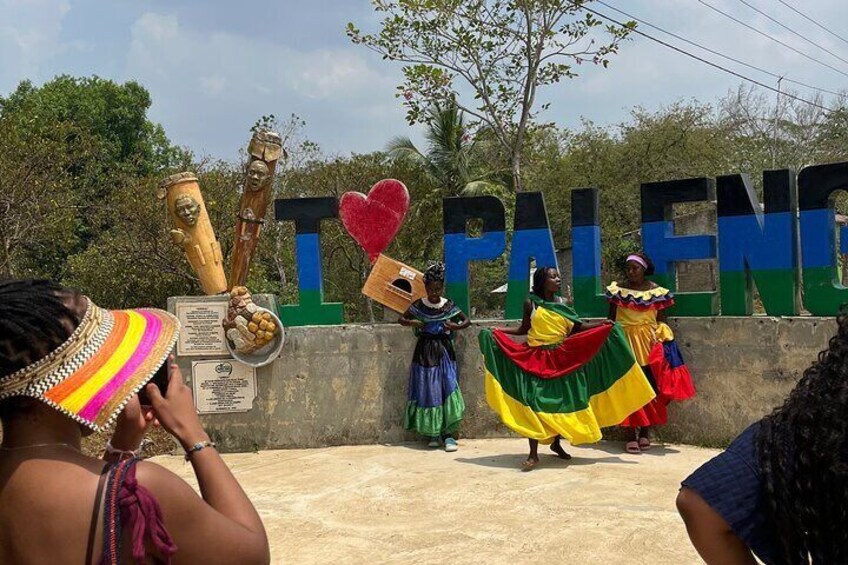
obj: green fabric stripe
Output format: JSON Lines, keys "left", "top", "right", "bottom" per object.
{"left": 479, "top": 325, "right": 636, "bottom": 414}
{"left": 403, "top": 388, "right": 465, "bottom": 436}
{"left": 410, "top": 306, "right": 462, "bottom": 323}
{"left": 529, "top": 294, "right": 581, "bottom": 323}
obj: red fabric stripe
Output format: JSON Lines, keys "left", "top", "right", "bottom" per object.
{"left": 620, "top": 397, "right": 668, "bottom": 427}
{"left": 491, "top": 324, "right": 613, "bottom": 380}
{"left": 607, "top": 296, "right": 675, "bottom": 311}
{"left": 648, "top": 342, "right": 696, "bottom": 402}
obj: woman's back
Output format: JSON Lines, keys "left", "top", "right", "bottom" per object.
{"left": 0, "top": 279, "right": 269, "bottom": 565}
{"left": 0, "top": 452, "right": 142, "bottom": 565}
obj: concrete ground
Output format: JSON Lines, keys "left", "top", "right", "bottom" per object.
{"left": 152, "top": 438, "right": 719, "bottom": 564}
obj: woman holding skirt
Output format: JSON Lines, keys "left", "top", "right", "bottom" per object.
{"left": 479, "top": 267, "right": 656, "bottom": 470}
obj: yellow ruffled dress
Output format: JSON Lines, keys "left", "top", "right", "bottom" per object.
{"left": 606, "top": 282, "right": 695, "bottom": 427}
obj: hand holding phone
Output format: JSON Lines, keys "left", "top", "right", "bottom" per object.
{"left": 138, "top": 355, "right": 172, "bottom": 406}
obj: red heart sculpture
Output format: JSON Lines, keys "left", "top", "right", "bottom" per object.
{"left": 339, "top": 179, "right": 410, "bottom": 262}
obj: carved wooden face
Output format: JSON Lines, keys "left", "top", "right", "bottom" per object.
{"left": 174, "top": 195, "right": 201, "bottom": 226}
{"left": 246, "top": 160, "right": 270, "bottom": 192}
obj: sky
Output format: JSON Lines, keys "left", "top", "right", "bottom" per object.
{"left": 2, "top": 0, "right": 847, "bottom": 161}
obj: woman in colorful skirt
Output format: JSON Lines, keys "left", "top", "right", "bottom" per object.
{"left": 399, "top": 262, "right": 470, "bottom": 452}
{"left": 606, "top": 251, "right": 696, "bottom": 454}
{"left": 479, "top": 267, "right": 656, "bottom": 471}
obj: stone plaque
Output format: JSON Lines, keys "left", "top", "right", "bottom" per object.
{"left": 192, "top": 359, "right": 257, "bottom": 414}
{"left": 176, "top": 301, "right": 228, "bottom": 356}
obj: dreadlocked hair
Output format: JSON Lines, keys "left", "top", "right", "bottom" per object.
{"left": 531, "top": 267, "right": 556, "bottom": 298}
{"left": 757, "top": 308, "right": 848, "bottom": 564}
{"left": 424, "top": 262, "right": 446, "bottom": 285}
{"left": 0, "top": 279, "right": 83, "bottom": 379}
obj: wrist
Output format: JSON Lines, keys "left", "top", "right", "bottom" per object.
{"left": 105, "top": 440, "right": 142, "bottom": 460}
{"left": 184, "top": 439, "right": 217, "bottom": 461}
{"left": 176, "top": 428, "right": 210, "bottom": 451}
{"left": 109, "top": 430, "right": 145, "bottom": 452}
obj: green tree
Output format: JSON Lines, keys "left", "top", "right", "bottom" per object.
{"left": 0, "top": 105, "right": 84, "bottom": 277}
{"left": 1, "top": 76, "right": 185, "bottom": 177}
{"left": 348, "top": 0, "right": 634, "bottom": 191}
{"left": 386, "top": 101, "right": 507, "bottom": 196}
{"left": 0, "top": 76, "right": 188, "bottom": 281}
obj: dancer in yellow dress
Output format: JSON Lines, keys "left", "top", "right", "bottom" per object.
{"left": 606, "top": 252, "right": 696, "bottom": 454}
{"left": 479, "top": 267, "right": 656, "bottom": 470}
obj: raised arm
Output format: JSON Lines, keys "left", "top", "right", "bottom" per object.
{"left": 139, "top": 364, "right": 270, "bottom": 564}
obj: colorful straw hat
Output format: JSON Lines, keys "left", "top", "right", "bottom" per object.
{"left": 0, "top": 297, "right": 179, "bottom": 431}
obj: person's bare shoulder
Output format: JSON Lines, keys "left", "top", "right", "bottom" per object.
{"left": 135, "top": 460, "right": 201, "bottom": 503}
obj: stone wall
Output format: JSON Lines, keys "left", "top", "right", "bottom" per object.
{"left": 180, "top": 316, "right": 837, "bottom": 452}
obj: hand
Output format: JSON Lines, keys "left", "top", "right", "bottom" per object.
{"left": 604, "top": 319, "right": 615, "bottom": 326}
{"left": 145, "top": 360, "right": 208, "bottom": 450}
{"left": 444, "top": 321, "right": 461, "bottom": 331}
{"left": 111, "top": 394, "right": 156, "bottom": 451}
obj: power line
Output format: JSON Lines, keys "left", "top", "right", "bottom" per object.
{"left": 733, "top": 0, "right": 848, "bottom": 67}
{"left": 695, "top": 0, "right": 848, "bottom": 80}
{"left": 577, "top": 4, "right": 835, "bottom": 114}
{"left": 776, "top": 0, "right": 848, "bottom": 48}
{"left": 594, "top": 0, "right": 842, "bottom": 97}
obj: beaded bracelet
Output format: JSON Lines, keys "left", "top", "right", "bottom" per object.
{"left": 184, "top": 440, "right": 217, "bottom": 461}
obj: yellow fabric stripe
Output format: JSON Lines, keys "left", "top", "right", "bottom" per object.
{"left": 587, "top": 363, "right": 657, "bottom": 427}
{"left": 606, "top": 281, "right": 671, "bottom": 300}
{"left": 527, "top": 304, "right": 573, "bottom": 347}
{"left": 620, "top": 324, "right": 655, "bottom": 365}
{"left": 484, "top": 362, "right": 656, "bottom": 446}
{"left": 60, "top": 310, "right": 147, "bottom": 412}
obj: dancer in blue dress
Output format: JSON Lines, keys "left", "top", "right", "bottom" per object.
{"left": 398, "top": 262, "right": 470, "bottom": 452}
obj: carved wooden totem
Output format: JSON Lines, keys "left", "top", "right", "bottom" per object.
{"left": 160, "top": 172, "right": 228, "bottom": 295}
{"left": 228, "top": 130, "right": 284, "bottom": 288}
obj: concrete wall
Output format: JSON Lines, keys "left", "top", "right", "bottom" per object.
{"left": 183, "top": 316, "right": 837, "bottom": 452}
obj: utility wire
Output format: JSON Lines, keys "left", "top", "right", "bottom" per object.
{"left": 733, "top": 0, "right": 848, "bottom": 67}
{"left": 578, "top": 4, "right": 835, "bottom": 114}
{"left": 595, "top": 0, "right": 842, "bottom": 97}
{"left": 695, "top": 0, "right": 848, "bottom": 79}
{"left": 776, "top": 0, "right": 848, "bottom": 48}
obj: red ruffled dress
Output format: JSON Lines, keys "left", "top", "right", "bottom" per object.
{"left": 606, "top": 282, "right": 696, "bottom": 427}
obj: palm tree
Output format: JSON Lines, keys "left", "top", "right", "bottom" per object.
{"left": 386, "top": 102, "right": 506, "bottom": 197}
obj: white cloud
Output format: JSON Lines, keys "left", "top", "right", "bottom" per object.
{"left": 0, "top": 0, "right": 75, "bottom": 91}
{"left": 125, "top": 11, "right": 404, "bottom": 157}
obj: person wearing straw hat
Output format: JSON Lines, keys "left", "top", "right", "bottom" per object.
{"left": 0, "top": 279, "right": 269, "bottom": 564}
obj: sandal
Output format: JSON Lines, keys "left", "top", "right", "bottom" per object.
{"left": 521, "top": 457, "right": 539, "bottom": 471}
{"left": 638, "top": 437, "right": 652, "bottom": 451}
{"left": 625, "top": 440, "right": 641, "bottom": 454}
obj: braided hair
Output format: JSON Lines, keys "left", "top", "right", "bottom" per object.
{"left": 757, "top": 309, "right": 848, "bottom": 563}
{"left": 0, "top": 279, "right": 82, "bottom": 379}
{"left": 424, "top": 262, "right": 446, "bottom": 286}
